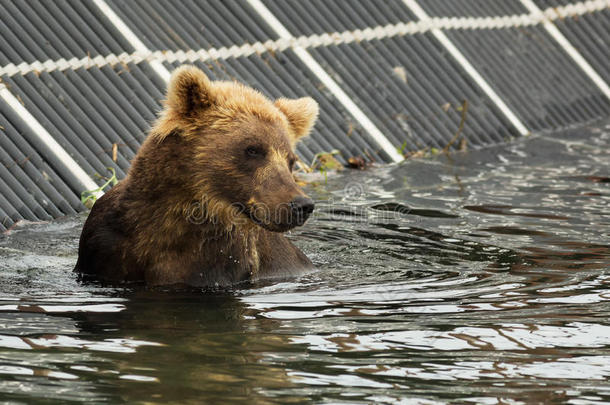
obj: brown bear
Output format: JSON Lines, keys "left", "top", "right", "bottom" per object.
{"left": 74, "top": 65, "right": 318, "bottom": 287}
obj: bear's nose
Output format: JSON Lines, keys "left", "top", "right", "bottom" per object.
{"left": 290, "top": 196, "right": 315, "bottom": 225}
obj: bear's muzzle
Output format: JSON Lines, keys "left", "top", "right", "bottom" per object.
{"left": 290, "top": 196, "right": 315, "bottom": 226}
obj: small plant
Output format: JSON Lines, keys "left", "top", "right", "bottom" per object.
{"left": 81, "top": 167, "right": 118, "bottom": 208}
{"left": 397, "top": 141, "right": 407, "bottom": 156}
{"left": 310, "top": 150, "right": 342, "bottom": 184}
{"left": 442, "top": 100, "right": 469, "bottom": 154}
{"left": 399, "top": 100, "right": 469, "bottom": 159}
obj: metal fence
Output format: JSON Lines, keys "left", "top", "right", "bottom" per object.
{"left": 1, "top": 0, "right": 609, "bottom": 230}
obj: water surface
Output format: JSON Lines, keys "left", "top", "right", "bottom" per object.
{"left": 1, "top": 121, "right": 609, "bottom": 403}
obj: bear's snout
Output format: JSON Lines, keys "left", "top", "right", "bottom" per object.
{"left": 290, "top": 196, "right": 315, "bottom": 226}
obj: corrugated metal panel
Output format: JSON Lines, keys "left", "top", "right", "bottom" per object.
{"left": 263, "top": 0, "right": 418, "bottom": 34}
{"left": 533, "top": 0, "right": 577, "bottom": 7}
{"left": 550, "top": 10, "right": 610, "bottom": 86}
{"left": 263, "top": 0, "right": 520, "bottom": 151}
{"left": 2, "top": 70, "right": 130, "bottom": 180}
{"left": 418, "top": 0, "right": 527, "bottom": 17}
{"left": 0, "top": 0, "right": 136, "bottom": 63}
{"left": 0, "top": 104, "right": 80, "bottom": 232}
{"left": 0, "top": 1, "right": 168, "bottom": 191}
{"left": 445, "top": 26, "right": 610, "bottom": 132}
{"left": 105, "top": 0, "right": 278, "bottom": 48}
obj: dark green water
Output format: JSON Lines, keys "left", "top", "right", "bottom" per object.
{"left": 1, "top": 121, "right": 609, "bottom": 404}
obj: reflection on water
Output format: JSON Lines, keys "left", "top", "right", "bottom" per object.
{"left": 0, "top": 121, "right": 609, "bottom": 403}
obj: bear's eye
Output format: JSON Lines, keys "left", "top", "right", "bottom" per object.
{"left": 245, "top": 145, "right": 265, "bottom": 158}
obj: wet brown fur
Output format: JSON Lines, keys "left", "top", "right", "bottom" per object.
{"left": 75, "top": 65, "right": 319, "bottom": 287}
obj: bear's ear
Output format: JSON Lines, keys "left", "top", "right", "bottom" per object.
{"left": 166, "top": 65, "right": 213, "bottom": 117}
{"left": 275, "top": 97, "right": 319, "bottom": 145}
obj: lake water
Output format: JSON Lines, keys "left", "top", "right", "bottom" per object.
{"left": 1, "top": 120, "right": 609, "bottom": 404}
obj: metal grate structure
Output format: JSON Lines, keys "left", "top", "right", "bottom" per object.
{"left": 1, "top": 0, "right": 609, "bottom": 231}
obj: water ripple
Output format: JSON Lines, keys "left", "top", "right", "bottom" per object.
{"left": 0, "top": 123, "right": 609, "bottom": 403}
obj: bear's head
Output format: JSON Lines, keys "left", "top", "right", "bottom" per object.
{"left": 152, "top": 65, "right": 319, "bottom": 233}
